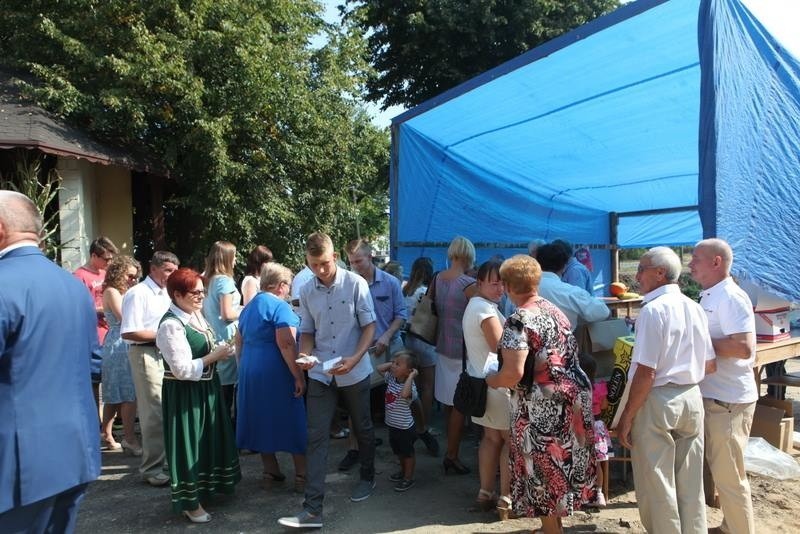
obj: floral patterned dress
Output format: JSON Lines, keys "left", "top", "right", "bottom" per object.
{"left": 500, "top": 297, "right": 597, "bottom": 518}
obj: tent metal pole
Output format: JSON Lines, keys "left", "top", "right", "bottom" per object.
{"left": 610, "top": 212, "right": 619, "bottom": 283}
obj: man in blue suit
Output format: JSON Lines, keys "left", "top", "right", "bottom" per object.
{"left": 0, "top": 191, "right": 101, "bottom": 533}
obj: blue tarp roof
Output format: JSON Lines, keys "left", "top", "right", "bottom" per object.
{"left": 390, "top": 0, "right": 800, "bottom": 301}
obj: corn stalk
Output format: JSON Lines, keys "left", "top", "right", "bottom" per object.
{"left": 0, "top": 150, "right": 63, "bottom": 260}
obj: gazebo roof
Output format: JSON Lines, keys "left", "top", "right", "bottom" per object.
{"left": 0, "top": 71, "right": 164, "bottom": 174}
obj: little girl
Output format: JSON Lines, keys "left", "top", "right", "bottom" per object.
{"left": 376, "top": 351, "right": 419, "bottom": 492}
{"left": 579, "top": 352, "right": 612, "bottom": 507}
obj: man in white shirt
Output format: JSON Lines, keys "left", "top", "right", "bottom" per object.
{"left": 535, "top": 243, "right": 609, "bottom": 330}
{"left": 120, "top": 251, "right": 179, "bottom": 486}
{"left": 690, "top": 238, "right": 757, "bottom": 534}
{"left": 616, "top": 247, "right": 716, "bottom": 534}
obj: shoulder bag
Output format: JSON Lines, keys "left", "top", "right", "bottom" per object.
{"left": 453, "top": 339, "right": 487, "bottom": 417}
{"left": 407, "top": 272, "right": 439, "bottom": 345}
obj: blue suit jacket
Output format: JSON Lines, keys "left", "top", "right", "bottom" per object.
{"left": 0, "top": 246, "right": 101, "bottom": 513}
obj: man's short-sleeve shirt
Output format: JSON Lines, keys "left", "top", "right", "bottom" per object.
{"left": 120, "top": 276, "right": 171, "bottom": 342}
{"left": 630, "top": 284, "right": 714, "bottom": 387}
{"left": 699, "top": 278, "right": 758, "bottom": 403}
{"left": 299, "top": 267, "right": 376, "bottom": 386}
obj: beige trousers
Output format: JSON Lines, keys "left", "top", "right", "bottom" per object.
{"left": 703, "top": 398, "right": 756, "bottom": 534}
{"left": 127, "top": 344, "right": 165, "bottom": 479}
{"left": 631, "top": 384, "right": 706, "bottom": 534}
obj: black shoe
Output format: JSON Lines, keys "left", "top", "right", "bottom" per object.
{"left": 389, "top": 471, "right": 403, "bottom": 482}
{"left": 394, "top": 479, "right": 415, "bottom": 492}
{"left": 418, "top": 430, "right": 439, "bottom": 457}
{"left": 443, "top": 457, "right": 470, "bottom": 475}
{"left": 338, "top": 449, "right": 360, "bottom": 471}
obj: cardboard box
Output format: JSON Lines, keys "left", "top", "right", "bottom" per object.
{"left": 599, "top": 335, "right": 635, "bottom": 428}
{"left": 755, "top": 309, "right": 791, "bottom": 342}
{"left": 751, "top": 397, "right": 794, "bottom": 452}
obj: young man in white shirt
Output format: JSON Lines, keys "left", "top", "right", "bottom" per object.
{"left": 616, "top": 246, "right": 716, "bottom": 534}
{"left": 690, "top": 238, "right": 757, "bottom": 534}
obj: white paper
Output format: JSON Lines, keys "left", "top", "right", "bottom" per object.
{"left": 295, "top": 355, "right": 319, "bottom": 366}
{"left": 322, "top": 356, "right": 342, "bottom": 372}
{"left": 483, "top": 352, "right": 499, "bottom": 375}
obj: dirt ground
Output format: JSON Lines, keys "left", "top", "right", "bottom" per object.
{"left": 77, "top": 362, "right": 800, "bottom": 533}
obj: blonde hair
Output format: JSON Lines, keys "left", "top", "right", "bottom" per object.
{"left": 500, "top": 254, "right": 542, "bottom": 295}
{"left": 204, "top": 241, "right": 236, "bottom": 278}
{"left": 103, "top": 255, "right": 142, "bottom": 293}
{"left": 260, "top": 262, "right": 293, "bottom": 292}
{"left": 306, "top": 232, "right": 334, "bottom": 257}
{"left": 345, "top": 238, "right": 372, "bottom": 257}
{"left": 447, "top": 236, "right": 475, "bottom": 268}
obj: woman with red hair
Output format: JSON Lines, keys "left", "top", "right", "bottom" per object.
{"left": 156, "top": 268, "right": 241, "bottom": 523}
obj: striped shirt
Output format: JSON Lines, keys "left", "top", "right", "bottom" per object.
{"left": 384, "top": 372, "right": 417, "bottom": 430}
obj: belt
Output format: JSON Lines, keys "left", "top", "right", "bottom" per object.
{"left": 133, "top": 342, "right": 156, "bottom": 347}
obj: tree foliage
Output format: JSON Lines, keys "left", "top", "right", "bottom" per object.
{"left": 0, "top": 0, "right": 389, "bottom": 268}
{"left": 348, "top": 0, "right": 620, "bottom": 109}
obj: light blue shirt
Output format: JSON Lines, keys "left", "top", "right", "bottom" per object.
{"left": 368, "top": 267, "right": 407, "bottom": 342}
{"left": 202, "top": 274, "right": 240, "bottom": 385}
{"left": 299, "top": 267, "right": 376, "bottom": 387}
{"left": 562, "top": 256, "right": 594, "bottom": 294}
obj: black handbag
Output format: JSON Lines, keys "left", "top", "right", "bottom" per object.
{"left": 453, "top": 340, "right": 487, "bottom": 417}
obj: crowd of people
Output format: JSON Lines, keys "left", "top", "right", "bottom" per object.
{"left": 0, "top": 189, "right": 762, "bottom": 534}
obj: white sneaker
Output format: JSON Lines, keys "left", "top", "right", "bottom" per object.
{"left": 277, "top": 510, "right": 323, "bottom": 529}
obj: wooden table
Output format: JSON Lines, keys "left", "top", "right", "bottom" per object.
{"left": 600, "top": 296, "right": 644, "bottom": 318}
{"left": 754, "top": 332, "right": 800, "bottom": 389}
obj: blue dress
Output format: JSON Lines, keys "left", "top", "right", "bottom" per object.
{"left": 236, "top": 292, "right": 306, "bottom": 453}
{"left": 100, "top": 310, "right": 136, "bottom": 403}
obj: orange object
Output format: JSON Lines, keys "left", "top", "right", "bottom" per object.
{"left": 609, "top": 282, "right": 627, "bottom": 296}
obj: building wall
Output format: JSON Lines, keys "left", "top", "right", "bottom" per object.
{"left": 57, "top": 158, "right": 132, "bottom": 270}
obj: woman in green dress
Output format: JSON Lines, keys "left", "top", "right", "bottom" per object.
{"left": 156, "top": 268, "right": 242, "bottom": 523}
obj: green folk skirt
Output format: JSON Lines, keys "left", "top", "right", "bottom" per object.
{"left": 162, "top": 375, "right": 241, "bottom": 512}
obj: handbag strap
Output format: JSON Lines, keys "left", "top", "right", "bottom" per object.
{"left": 426, "top": 271, "right": 439, "bottom": 301}
{"left": 462, "top": 338, "right": 468, "bottom": 373}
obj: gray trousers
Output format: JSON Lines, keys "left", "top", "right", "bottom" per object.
{"left": 303, "top": 376, "right": 374, "bottom": 516}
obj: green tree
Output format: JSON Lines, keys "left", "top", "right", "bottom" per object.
{"left": 347, "top": 0, "right": 619, "bottom": 109}
{"left": 0, "top": 0, "right": 389, "bottom": 268}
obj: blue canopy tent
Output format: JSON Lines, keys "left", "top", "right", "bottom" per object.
{"left": 389, "top": 0, "right": 800, "bottom": 300}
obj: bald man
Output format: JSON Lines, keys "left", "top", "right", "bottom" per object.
{"left": 690, "top": 238, "right": 757, "bottom": 534}
{"left": 0, "top": 191, "right": 100, "bottom": 533}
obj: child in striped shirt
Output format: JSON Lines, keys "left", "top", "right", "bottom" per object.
{"left": 376, "top": 351, "right": 419, "bottom": 492}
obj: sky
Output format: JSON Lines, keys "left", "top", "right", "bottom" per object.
{"left": 320, "top": 1, "right": 406, "bottom": 128}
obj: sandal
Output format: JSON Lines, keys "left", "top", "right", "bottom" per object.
{"left": 263, "top": 471, "right": 286, "bottom": 483}
{"left": 470, "top": 489, "right": 496, "bottom": 512}
{"left": 497, "top": 495, "right": 514, "bottom": 521}
{"left": 294, "top": 474, "right": 306, "bottom": 494}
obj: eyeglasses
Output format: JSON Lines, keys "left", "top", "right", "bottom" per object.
{"left": 636, "top": 264, "right": 659, "bottom": 274}
{"left": 126, "top": 273, "right": 139, "bottom": 280}
{"left": 187, "top": 289, "right": 206, "bottom": 297}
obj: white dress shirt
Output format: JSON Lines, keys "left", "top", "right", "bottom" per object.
{"left": 630, "top": 284, "right": 715, "bottom": 387}
{"left": 120, "top": 276, "right": 171, "bottom": 342}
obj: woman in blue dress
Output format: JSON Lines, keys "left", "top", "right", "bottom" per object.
{"left": 235, "top": 262, "right": 307, "bottom": 490}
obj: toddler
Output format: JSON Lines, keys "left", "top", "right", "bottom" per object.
{"left": 376, "top": 351, "right": 419, "bottom": 492}
{"left": 579, "top": 352, "right": 612, "bottom": 507}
